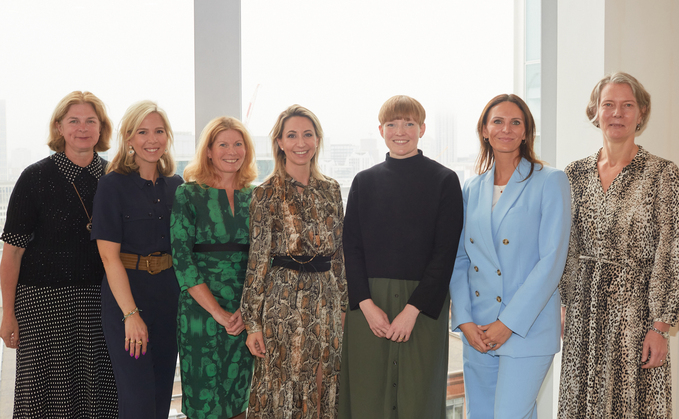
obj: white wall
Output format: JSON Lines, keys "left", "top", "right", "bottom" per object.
{"left": 604, "top": 1, "right": 679, "bottom": 163}
{"left": 555, "top": 1, "right": 679, "bottom": 417}
{"left": 555, "top": 0, "right": 606, "bottom": 170}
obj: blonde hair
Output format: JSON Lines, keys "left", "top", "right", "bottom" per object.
{"left": 183, "top": 116, "right": 257, "bottom": 189}
{"left": 586, "top": 72, "right": 651, "bottom": 130}
{"left": 48, "top": 91, "right": 112, "bottom": 153}
{"left": 475, "top": 94, "right": 543, "bottom": 178}
{"left": 378, "top": 95, "right": 426, "bottom": 126}
{"left": 269, "top": 104, "right": 326, "bottom": 181}
{"left": 107, "top": 100, "right": 176, "bottom": 176}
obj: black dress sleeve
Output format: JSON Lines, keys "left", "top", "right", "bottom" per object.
{"left": 1, "top": 164, "right": 42, "bottom": 248}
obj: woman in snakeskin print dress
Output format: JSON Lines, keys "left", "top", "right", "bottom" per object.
{"left": 241, "top": 105, "right": 347, "bottom": 419}
{"left": 558, "top": 72, "right": 679, "bottom": 418}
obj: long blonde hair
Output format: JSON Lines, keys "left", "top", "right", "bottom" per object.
{"left": 107, "top": 100, "right": 176, "bottom": 176}
{"left": 183, "top": 116, "right": 257, "bottom": 189}
{"left": 268, "top": 104, "right": 326, "bottom": 181}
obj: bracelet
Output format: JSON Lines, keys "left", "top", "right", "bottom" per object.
{"left": 650, "top": 326, "right": 669, "bottom": 339}
{"left": 122, "top": 307, "right": 142, "bottom": 322}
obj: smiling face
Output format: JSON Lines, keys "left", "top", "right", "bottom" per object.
{"left": 379, "top": 117, "right": 425, "bottom": 159}
{"left": 482, "top": 101, "right": 526, "bottom": 159}
{"left": 57, "top": 103, "right": 101, "bottom": 156}
{"left": 207, "top": 129, "right": 246, "bottom": 177}
{"left": 128, "top": 112, "right": 168, "bottom": 171}
{"left": 276, "top": 116, "right": 319, "bottom": 169}
{"left": 597, "top": 83, "right": 643, "bottom": 144}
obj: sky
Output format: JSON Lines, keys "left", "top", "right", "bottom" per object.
{"left": 0, "top": 0, "right": 514, "bottom": 169}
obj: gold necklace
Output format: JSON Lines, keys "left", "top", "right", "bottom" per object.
{"left": 72, "top": 183, "right": 93, "bottom": 232}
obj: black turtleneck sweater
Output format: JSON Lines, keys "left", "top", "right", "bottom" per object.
{"left": 343, "top": 150, "right": 464, "bottom": 319}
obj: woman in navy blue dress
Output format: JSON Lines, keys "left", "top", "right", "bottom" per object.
{"left": 92, "top": 100, "right": 183, "bottom": 419}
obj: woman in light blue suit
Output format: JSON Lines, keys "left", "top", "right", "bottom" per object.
{"left": 450, "top": 94, "right": 571, "bottom": 419}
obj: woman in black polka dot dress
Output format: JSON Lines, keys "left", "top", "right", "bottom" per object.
{"left": 0, "top": 91, "right": 118, "bottom": 418}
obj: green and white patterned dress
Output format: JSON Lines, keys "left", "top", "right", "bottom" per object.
{"left": 170, "top": 182, "right": 254, "bottom": 419}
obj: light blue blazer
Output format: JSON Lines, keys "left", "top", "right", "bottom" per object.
{"left": 450, "top": 158, "right": 571, "bottom": 357}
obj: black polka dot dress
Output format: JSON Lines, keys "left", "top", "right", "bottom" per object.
{"left": 1, "top": 153, "right": 118, "bottom": 418}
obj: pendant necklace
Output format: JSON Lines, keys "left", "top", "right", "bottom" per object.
{"left": 72, "top": 183, "right": 93, "bottom": 232}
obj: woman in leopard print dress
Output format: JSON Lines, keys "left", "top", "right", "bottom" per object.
{"left": 558, "top": 72, "right": 679, "bottom": 418}
{"left": 241, "top": 105, "right": 347, "bottom": 419}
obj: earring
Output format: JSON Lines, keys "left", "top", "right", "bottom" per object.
{"left": 594, "top": 122, "right": 600, "bottom": 128}
{"left": 128, "top": 146, "right": 134, "bottom": 155}
{"left": 483, "top": 138, "right": 489, "bottom": 142}
{"left": 522, "top": 139, "right": 526, "bottom": 144}
{"left": 636, "top": 124, "right": 641, "bottom": 132}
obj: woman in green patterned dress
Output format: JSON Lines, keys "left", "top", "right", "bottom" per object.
{"left": 170, "top": 116, "right": 258, "bottom": 419}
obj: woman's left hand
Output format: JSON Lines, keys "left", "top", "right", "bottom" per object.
{"left": 641, "top": 322, "right": 670, "bottom": 369}
{"left": 225, "top": 308, "right": 245, "bottom": 336}
{"left": 478, "top": 320, "right": 512, "bottom": 350}
{"left": 385, "top": 304, "right": 419, "bottom": 343}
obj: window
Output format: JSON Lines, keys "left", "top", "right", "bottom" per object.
{"left": 241, "top": 0, "right": 515, "bottom": 190}
{"left": 524, "top": 0, "right": 542, "bottom": 156}
{"left": 446, "top": 396, "right": 465, "bottom": 419}
{"left": 0, "top": 2, "right": 194, "bottom": 417}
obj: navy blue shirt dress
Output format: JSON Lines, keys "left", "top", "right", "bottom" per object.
{"left": 92, "top": 170, "right": 183, "bottom": 419}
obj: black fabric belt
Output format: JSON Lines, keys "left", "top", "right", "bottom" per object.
{"left": 192, "top": 243, "right": 250, "bottom": 253}
{"left": 271, "top": 255, "right": 332, "bottom": 272}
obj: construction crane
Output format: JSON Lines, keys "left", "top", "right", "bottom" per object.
{"left": 245, "top": 84, "right": 261, "bottom": 128}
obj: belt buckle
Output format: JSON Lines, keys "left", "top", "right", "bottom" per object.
{"left": 146, "top": 253, "right": 161, "bottom": 275}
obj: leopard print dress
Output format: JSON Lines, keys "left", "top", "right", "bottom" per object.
{"left": 558, "top": 146, "right": 679, "bottom": 418}
{"left": 241, "top": 173, "right": 347, "bottom": 419}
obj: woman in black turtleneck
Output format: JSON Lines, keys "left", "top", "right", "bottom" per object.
{"left": 338, "top": 95, "right": 464, "bottom": 419}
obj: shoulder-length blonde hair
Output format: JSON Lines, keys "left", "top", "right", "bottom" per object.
{"left": 107, "top": 100, "right": 176, "bottom": 176}
{"left": 269, "top": 104, "right": 326, "bottom": 181}
{"left": 48, "top": 91, "right": 112, "bottom": 153}
{"left": 183, "top": 116, "right": 257, "bottom": 189}
{"left": 475, "top": 94, "right": 543, "bottom": 179}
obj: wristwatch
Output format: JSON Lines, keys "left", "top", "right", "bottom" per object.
{"left": 650, "top": 326, "right": 670, "bottom": 339}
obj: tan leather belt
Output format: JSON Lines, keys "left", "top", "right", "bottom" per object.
{"left": 119, "top": 252, "right": 172, "bottom": 275}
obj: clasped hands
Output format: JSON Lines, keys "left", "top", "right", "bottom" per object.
{"left": 460, "top": 320, "right": 512, "bottom": 353}
{"left": 214, "top": 307, "right": 246, "bottom": 336}
{"left": 359, "top": 299, "right": 419, "bottom": 343}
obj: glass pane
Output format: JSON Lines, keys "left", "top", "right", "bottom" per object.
{"left": 242, "top": 0, "right": 515, "bottom": 189}
{"left": 525, "top": 0, "right": 541, "bottom": 62}
{"left": 0, "top": 2, "right": 194, "bottom": 418}
{"left": 0, "top": 0, "right": 195, "bottom": 179}
{"left": 525, "top": 62, "right": 541, "bottom": 155}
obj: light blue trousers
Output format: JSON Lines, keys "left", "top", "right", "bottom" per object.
{"left": 462, "top": 344, "right": 553, "bottom": 419}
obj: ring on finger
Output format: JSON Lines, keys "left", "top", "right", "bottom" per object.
{"left": 136, "top": 340, "right": 143, "bottom": 345}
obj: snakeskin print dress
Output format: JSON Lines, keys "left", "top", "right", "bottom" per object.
{"left": 558, "top": 147, "right": 679, "bottom": 418}
{"left": 241, "top": 173, "right": 347, "bottom": 419}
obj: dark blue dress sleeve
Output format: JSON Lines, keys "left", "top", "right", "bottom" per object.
{"left": 91, "top": 173, "right": 123, "bottom": 244}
